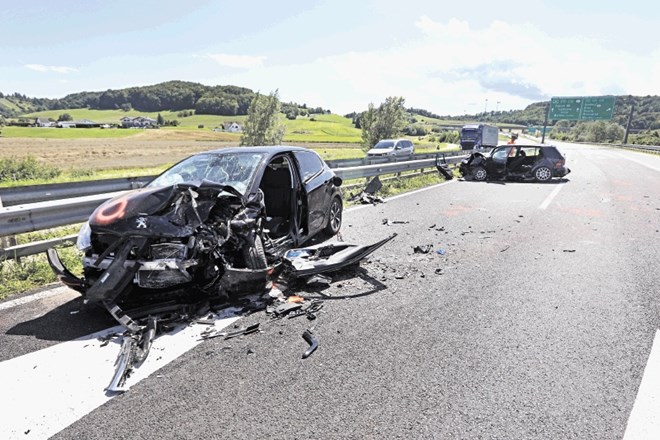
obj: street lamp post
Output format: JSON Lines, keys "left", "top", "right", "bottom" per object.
{"left": 484, "top": 99, "right": 488, "bottom": 114}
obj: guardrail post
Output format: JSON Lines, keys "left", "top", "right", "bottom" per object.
{"left": 0, "top": 195, "right": 18, "bottom": 260}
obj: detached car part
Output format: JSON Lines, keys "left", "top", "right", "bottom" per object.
{"left": 282, "top": 234, "right": 397, "bottom": 277}
{"left": 302, "top": 329, "right": 318, "bottom": 359}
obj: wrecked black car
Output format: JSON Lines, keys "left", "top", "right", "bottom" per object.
{"left": 48, "top": 146, "right": 344, "bottom": 312}
{"left": 459, "top": 144, "right": 570, "bottom": 182}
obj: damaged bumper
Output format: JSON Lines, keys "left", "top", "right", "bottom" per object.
{"left": 282, "top": 234, "right": 397, "bottom": 277}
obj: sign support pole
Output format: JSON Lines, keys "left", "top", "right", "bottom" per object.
{"left": 541, "top": 102, "right": 550, "bottom": 144}
{"left": 623, "top": 102, "right": 634, "bottom": 145}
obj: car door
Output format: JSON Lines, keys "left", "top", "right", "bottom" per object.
{"left": 488, "top": 146, "right": 511, "bottom": 175}
{"left": 292, "top": 150, "right": 330, "bottom": 235}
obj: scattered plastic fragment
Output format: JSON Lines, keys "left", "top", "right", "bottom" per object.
{"left": 413, "top": 245, "right": 434, "bottom": 254}
{"left": 382, "top": 218, "right": 409, "bottom": 226}
{"left": 302, "top": 329, "right": 318, "bottom": 359}
{"left": 435, "top": 248, "right": 446, "bottom": 255}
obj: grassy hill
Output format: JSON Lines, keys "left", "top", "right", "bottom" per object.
{"left": 10, "top": 109, "right": 362, "bottom": 142}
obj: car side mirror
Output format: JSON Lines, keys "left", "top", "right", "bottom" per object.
{"left": 395, "top": 145, "right": 401, "bottom": 149}
{"left": 332, "top": 176, "right": 343, "bottom": 187}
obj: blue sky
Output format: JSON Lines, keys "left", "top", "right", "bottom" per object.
{"left": 1, "top": 0, "right": 658, "bottom": 115}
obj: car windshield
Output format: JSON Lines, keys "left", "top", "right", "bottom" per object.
{"left": 461, "top": 129, "right": 478, "bottom": 140}
{"left": 148, "top": 152, "right": 267, "bottom": 195}
{"left": 373, "top": 141, "right": 395, "bottom": 149}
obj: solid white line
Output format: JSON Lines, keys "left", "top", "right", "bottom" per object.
{"left": 539, "top": 184, "right": 564, "bottom": 210}
{"left": 624, "top": 329, "right": 660, "bottom": 440}
{"left": 615, "top": 154, "right": 660, "bottom": 173}
{"left": 0, "top": 285, "right": 71, "bottom": 311}
{"left": 0, "top": 311, "right": 240, "bottom": 440}
{"left": 346, "top": 180, "right": 456, "bottom": 213}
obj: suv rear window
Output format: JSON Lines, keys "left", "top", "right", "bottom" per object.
{"left": 541, "top": 147, "right": 562, "bottom": 159}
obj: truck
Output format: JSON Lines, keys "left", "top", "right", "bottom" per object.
{"left": 459, "top": 124, "right": 499, "bottom": 150}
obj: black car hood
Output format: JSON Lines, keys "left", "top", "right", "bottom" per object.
{"left": 89, "top": 180, "right": 245, "bottom": 237}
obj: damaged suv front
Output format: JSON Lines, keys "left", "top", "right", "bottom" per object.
{"left": 48, "top": 151, "right": 272, "bottom": 314}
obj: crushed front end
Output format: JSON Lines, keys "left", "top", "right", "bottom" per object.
{"left": 48, "top": 181, "right": 270, "bottom": 317}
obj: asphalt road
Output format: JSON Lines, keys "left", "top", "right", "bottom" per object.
{"left": 1, "top": 142, "right": 659, "bottom": 439}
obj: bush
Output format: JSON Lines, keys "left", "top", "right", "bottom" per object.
{"left": 70, "top": 168, "right": 96, "bottom": 178}
{"left": 0, "top": 156, "right": 61, "bottom": 181}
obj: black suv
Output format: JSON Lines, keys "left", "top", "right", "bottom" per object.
{"left": 459, "top": 144, "right": 570, "bottom": 182}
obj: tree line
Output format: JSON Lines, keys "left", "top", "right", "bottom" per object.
{"left": 0, "top": 81, "right": 329, "bottom": 118}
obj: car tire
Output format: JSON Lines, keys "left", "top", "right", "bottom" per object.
{"left": 324, "top": 196, "right": 343, "bottom": 236}
{"left": 243, "top": 234, "right": 267, "bottom": 269}
{"left": 534, "top": 166, "right": 552, "bottom": 182}
{"left": 472, "top": 166, "right": 487, "bottom": 181}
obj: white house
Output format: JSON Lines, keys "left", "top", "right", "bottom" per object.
{"left": 223, "top": 121, "right": 242, "bottom": 133}
{"left": 34, "top": 118, "right": 55, "bottom": 127}
{"left": 120, "top": 116, "right": 157, "bottom": 128}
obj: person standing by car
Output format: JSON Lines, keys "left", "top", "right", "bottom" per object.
{"left": 508, "top": 133, "right": 518, "bottom": 144}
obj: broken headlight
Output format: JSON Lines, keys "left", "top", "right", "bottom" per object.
{"left": 77, "top": 221, "right": 92, "bottom": 251}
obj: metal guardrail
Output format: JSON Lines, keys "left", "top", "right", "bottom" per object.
{"left": 0, "top": 152, "right": 464, "bottom": 207}
{"left": 0, "top": 154, "right": 463, "bottom": 259}
{"left": 0, "top": 176, "right": 152, "bottom": 206}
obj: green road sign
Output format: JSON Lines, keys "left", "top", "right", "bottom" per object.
{"left": 549, "top": 97, "right": 582, "bottom": 120}
{"left": 549, "top": 96, "right": 616, "bottom": 121}
{"left": 580, "top": 96, "right": 616, "bottom": 120}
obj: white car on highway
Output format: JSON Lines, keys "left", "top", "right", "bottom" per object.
{"left": 366, "top": 139, "right": 415, "bottom": 158}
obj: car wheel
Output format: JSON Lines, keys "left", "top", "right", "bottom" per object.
{"left": 324, "top": 196, "right": 343, "bottom": 236}
{"left": 243, "top": 234, "right": 267, "bottom": 269}
{"left": 534, "top": 166, "right": 552, "bottom": 182}
{"left": 472, "top": 166, "right": 487, "bottom": 181}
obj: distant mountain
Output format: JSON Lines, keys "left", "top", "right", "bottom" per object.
{"left": 0, "top": 81, "right": 329, "bottom": 118}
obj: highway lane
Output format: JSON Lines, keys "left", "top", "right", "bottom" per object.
{"left": 1, "top": 142, "right": 659, "bottom": 439}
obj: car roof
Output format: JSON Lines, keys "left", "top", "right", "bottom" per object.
{"left": 498, "top": 144, "right": 558, "bottom": 148}
{"left": 201, "top": 145, "right": 315, "bottom": 157}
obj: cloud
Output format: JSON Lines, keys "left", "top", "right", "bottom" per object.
{"left": 210, "top": 16, "right": 660, "bottom": 115}
{"left": 25, "top": 64, "right": 78, "bottom": 73}
{"left": 195, "top": 53, "right": 266, "bottom": 69}
{"left": 443, "top": 61, "right": 548, "bottom": 101}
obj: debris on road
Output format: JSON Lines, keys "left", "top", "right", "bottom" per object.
{"left": 349, "top": 176, "right": 385, "bottom": 205}
{"left": 435, "top": 154, "right": 454, "bottom": 180}
{"left": 302, "top": 329, "right": 318, "bottom": 359}
{"left": 382, "top": 218, "right": 410, "bottom": 226}
{"left": 413, "top": 244, "right": 434, "bottom": 254}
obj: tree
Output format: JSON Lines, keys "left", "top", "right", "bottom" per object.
{"left": 57, "top": 113, "right": 73, "bottom": 122}
{"left": 240, "top": 90, "right": 286, "bottom": 146}
{"left": 359, "top": 96, "right": 406, "bottom": 150}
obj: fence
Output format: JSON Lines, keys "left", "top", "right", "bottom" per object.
{"left": 0, "top": 153, "right": 464, "bottom": 259}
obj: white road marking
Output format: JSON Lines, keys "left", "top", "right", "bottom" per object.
{"left": 539, "top": 184, "right": 565, "bottom": 210}
{"left": 0, "top": 285, "right": 71, "bottom": 311}
{"left": 614, "top": 154, "right": 660, "bottom": 174}
{"left": 624, "top": 329, "right": 660, "bottom": 440}
{"left": 346, "top": 180, "right": 456, "bottom": 213}
{"left": 0, "top": 311, "right": 240, "bottom": 440}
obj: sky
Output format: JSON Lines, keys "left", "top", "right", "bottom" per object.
{"left": 1, "top": 0, "right": 658, "bottom": 116}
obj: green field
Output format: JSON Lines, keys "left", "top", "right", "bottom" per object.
{"left": 1, "top": 126, "right": 142, "bottom": 138}
{"left": 283, "top": 113, "right": 362, "bottom": 143}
